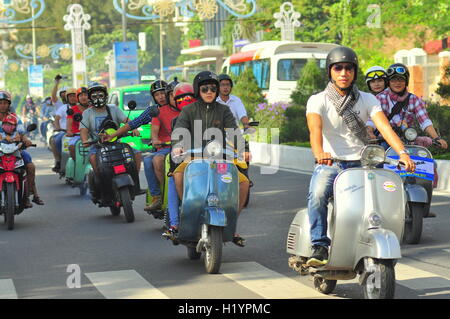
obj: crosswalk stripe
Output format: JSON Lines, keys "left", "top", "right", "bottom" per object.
{"left": 0, "top": 279, "right": 18, "bottom": 299}
{"left": 221, "top": 262, "right": 334, "bottom": 299}
{"left": 85, "top": 270, "right": 169, "bottom": 299}
{"left": 396, "top": 263, "right": 450, "bottom": 291}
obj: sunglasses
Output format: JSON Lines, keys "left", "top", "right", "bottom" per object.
{"left": 387, "top": 66, "right": 407, "bottom": 76}
{"left": 332, "top": 64, "right": 355, "bottom": 72}
{"left": 367, "top": 70, "right": 386, "bottom": 78}
{"left": 200, "top": 85, "right": 218, "bottom": 94}
{"left": 91, "top": 92, "right": 105, "bottom": 99}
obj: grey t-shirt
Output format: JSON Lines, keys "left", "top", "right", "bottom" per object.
{"left": 80, "top": 105, "right": 127, "bottom": 140}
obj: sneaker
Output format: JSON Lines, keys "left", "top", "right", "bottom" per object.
{"left": 52, "top": 162, "right": 61, "bottom": 172}
{"left": 162, "top": 226, "right": 178, "bottom": 240}
{"left": 306, "top": 245, "right": 329, "bottom": 267}
{"left": 144, "top": 195, "right": 162, "bottom": 211}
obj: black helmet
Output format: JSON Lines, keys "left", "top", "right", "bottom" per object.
{"left": 218, "top": 73, "right": 233, "bottom": 87}
{"left": 150, "top": 80, "right": 167, "bottom": 99}
{"left": 165, "top": 80, "right": 179, "bottom": 104}
{"left": 88, "top": 82, "right": 108, "bottom": 108}
{"left": 326, "top": 46, "right": 359, "bottom": 82}
{"left": 386, "top": 63, "right": 410, "bottom": 86}
{"left": 193, "top": 71, "right": 220, "bottom": 98}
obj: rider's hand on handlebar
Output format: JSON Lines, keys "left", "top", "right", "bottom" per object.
{"left": 399, "top": 153, "right": 416, "bottom": 172}
{"left": 132, "top": 129, "right": 140, "bottom": 137}
{"left": 436, "top": 138, "right": 448, "bottom": 150}
{"left": 82, "top": 141, "right": 91, "bottom": 148}
{"left": 316, "top": 152, "right": 333, "bottom": 166}
{"left": 172, "top": 147, "right": 184, "bottom": 157}
{"left": 24, "top": 139, "right": 33, "bottom": 147}
{"left": 66, "top": 132, "right": 74, "bottom": 137}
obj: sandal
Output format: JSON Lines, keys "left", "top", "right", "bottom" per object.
{"left": 32, "top": 196, "right": 45, "bottom": 205}
{"left": 232, "top": 234, "right": 246, "bottom": 247}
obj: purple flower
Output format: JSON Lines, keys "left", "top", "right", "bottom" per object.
{"left": 257, "top": 103, "right": 266, "bottom": 111}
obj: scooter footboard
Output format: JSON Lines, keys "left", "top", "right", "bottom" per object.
{"left": 353, "top": 229, "right": 401, "bottom": 269}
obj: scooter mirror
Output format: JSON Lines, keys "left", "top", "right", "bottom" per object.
{"left": 148, "top": 105, "right": 160, "bottom": 118}
{"left": 73, "top": 113, "right": 83, "bottom": 122}
{"left": 26, "top": 123, "right": 37, "bottom": 132}
{"left": 127, "top": 100, "right": 137, "bottom": 110}
{"left": 249, "top": 121, "right": 260, "bottom": 127}
{"left": 66, "top": 108, "right": 74, "bottom": 116}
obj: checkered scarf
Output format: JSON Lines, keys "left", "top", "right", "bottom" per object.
{"left": 325, "top": 82, "right": 368, "bottom": 144}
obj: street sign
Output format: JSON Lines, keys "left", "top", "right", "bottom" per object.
{"left": 113, "top": 41, "right": 139, "bottom": 87}
{"left": 28, "top": 64, "right": 44, "bottom": 98}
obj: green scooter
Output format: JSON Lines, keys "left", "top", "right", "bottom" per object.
{"left": 65, "top": 135, "right": 92, "bottom": 196}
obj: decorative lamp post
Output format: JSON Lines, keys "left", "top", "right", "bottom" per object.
{"left": 64, "top": 4, "right": 91, "bottom": 88}
{"left": 274, "top": 2, "right": 301, "bottom": 42}
{"left": 0, "top": 50, "right": 7, "bottom": 89}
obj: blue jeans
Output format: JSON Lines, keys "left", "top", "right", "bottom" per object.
{"left": 307, "top": 161, "right": 361, "bottom": 248}
{"left": 143, "top": 147, "right": 171, "bottom": 196}
{"left": 167, "top": 176, "right": 179, "bottom": 227}
{"left": 54, "top": 132, "right": 65, "bottom": 154}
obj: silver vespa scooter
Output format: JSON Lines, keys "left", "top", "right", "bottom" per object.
{"left": 287, "top": 145, "right": 406, "bottom": 299}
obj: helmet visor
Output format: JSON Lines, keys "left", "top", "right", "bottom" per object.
{"left": 387, "top": 66, "right": 407, "bottom": 76}
{"left": 367, "top": 70, "right": 386, "bottom": 78}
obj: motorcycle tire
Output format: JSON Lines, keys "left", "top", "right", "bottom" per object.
{"left": 403, "top": 202, "right": 424, "bottom": 245}
{"left": 109, "top": 206, "right": 121, "bottom": 216}
{"left": 313, "top": 276, "right": 337, "bottom": 295}
{"left": 362, "top": 259, "right": 395, "bottom": 299}
{"left": 5, "top": 183, "right": 15, "bottom": 231}
{"left": 204, "top": 226, "right": 223, "bottom": 274}
{"left": 119, "top": 187, "right": 135, "bottom": 223}
{"left": 79, "top": 176, "right": 88, "bottom": 196}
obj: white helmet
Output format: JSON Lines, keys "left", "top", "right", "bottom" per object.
{"left": 365, "top": 66, "right": 387, "bottom": 83}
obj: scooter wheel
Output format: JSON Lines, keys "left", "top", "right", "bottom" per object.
{"left": 313, "top": 276, "right": 337, "bottom": 295}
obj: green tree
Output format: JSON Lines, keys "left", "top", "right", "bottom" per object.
{"left": 232, "top": 67, "right": 265, "bottom": 119}
{"left": 436, "top": 65, "right": 450, "bottom": 101}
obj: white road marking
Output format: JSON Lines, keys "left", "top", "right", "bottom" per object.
{"left": 85, "top": 270, "right": 169, "bottom": 299}
{"left": 221, "top": 262, "right": 334, "bottom": 299}
{"left": 0, "top": 279, "right": 18, "bottom": 299}
{"left": 396, "top": 263, "right": 450, "bottom": 291}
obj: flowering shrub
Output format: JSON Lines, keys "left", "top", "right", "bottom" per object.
{"left": 253, "top": 102, "right": 290, "bottom": 143}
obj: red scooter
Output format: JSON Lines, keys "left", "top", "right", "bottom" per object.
{"left": 0, "top": 125, "right": 37, "bottom": 230}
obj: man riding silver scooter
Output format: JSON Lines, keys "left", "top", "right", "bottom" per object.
{"left": 287, "top": 47, "right": 415, "bottom": 299}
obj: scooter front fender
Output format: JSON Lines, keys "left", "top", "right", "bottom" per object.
{"left": 354, "top": 228, "right": 401, "bottom": 269}
{"left": 203, "top": 207, "right": 227, "bottom": 227}
{"left": 405, "top": 183, "right": 428, "bottom": 204}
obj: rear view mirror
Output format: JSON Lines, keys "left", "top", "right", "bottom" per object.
{"left": 127, "top": 100, "right": 137, "bottom": 110}
{"left": 74, "top": 113, "right": 83, "bottom": 122}
{"left": 27, "top": 124, "right": 37, "bottom": 132}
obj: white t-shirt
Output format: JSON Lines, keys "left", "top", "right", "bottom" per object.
{"left": 55, "top": 103, "right": 69, "bottom": 130}
{"left": 306, "top": 90, "right": 382, "bottom": 160}
{"left": 217, "top": 95, "right": 247, "bottom": 126}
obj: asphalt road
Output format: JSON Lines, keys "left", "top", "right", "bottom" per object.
{"left": 0, "top": 141, "right": 450, "bottom": 300}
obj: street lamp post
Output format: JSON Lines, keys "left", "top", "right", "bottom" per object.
{"left": 121, "top": 0, "right": 127, "bottom": 42}
{"left": 159, "top": 18, "right": 164, "bottom": 80}
{"left": 0, "top": 50, "right": 7, "bottom": 89}
{"left": 31, "top": 5, "right": 37, "bottom": 65}
{"left": 63, "top": 4, "right": 91, "bottom": 88}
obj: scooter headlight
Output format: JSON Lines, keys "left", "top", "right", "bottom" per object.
{"left": 360, "top": 145, "right": 385, "bottom": 167}
{"left": 404, "top": 127, "right": 418, "bottom": 142}
{"left": 205, "top": 140, "right": 222, "bottom": 158}
{"left": 207, "top": 194, "right": 220, "bottom": 207}
{"left": 368, "top": 213, "right": 382, "bottom": 228}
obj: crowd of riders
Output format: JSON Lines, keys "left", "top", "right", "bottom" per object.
{"left": 0, "top": 47, "right": 447, "bottom": 251}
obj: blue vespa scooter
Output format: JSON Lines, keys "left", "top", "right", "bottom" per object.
{"left": 172, "top": 140, "right": 240, "bottom": 274}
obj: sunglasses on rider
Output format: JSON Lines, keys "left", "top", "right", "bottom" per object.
{"left": 91, "top": 92, "right": 105, "bottom": 99}
{"left": 387, "top": 66, "right": 407, "bottom": 76}
{"left": 332, "top": 64, "right": 355, "bottom": 72}
{"left": 367, "top": 70, "right": 386, "bottom": 78}
{"left": 200, "top": 85, "right": 218, "bottom": 94}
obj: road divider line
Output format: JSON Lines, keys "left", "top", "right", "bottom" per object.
{"left": 85, "top": 270, "right": 169, "bottom": 299}
{"left": 0, "top": 279, "right": 18, "bottom": 299}
{"left": 221, "top": 262, "right": 335, "bottom": 299}
{"left": 396, "top": 263, "right": 450, "bottom": 291}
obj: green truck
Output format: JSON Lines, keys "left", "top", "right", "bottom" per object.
{"left": 108, "top": 84, "right": 155, "bottom": 152}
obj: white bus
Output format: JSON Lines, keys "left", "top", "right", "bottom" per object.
{"left": 221, "top": 41, "right": 339, "bottom": 104}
